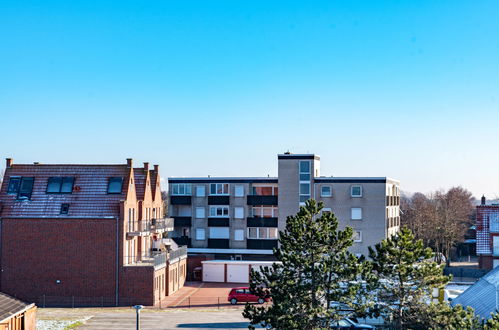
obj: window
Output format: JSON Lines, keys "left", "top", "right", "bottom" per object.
{"left": 209, "top": 227, "right": 230, "bottom": 239}
{"left": 234, "top": 207, "right": 244, "bottom": 219}
{"left": 322, "top": 208, "right": 332, "bottom": 215}
{"left": 47, "top": 177, "right": 74, "bottom": 193}
{"left": 234, "top": 229, "right": 244, "bottom": 241}
{"left": 247, "top": 227, "right": 278, "bottom": 239}
{"left": 18, "top": 177, "right": 34, "bottom": 199}
{"left": 353, "top": 231, "right": 362, "bottom": 242}
{"left": 60, "top": 203, "right": 70, "bottom": 215}
{"left": 107, "top": 177, "right": 123, "bottom": 194}
{"left": 171, "top": 183, "right": 192, "bottom": 195}
{"left": 195, "top": 207, "right": 205, "bottom": 219}
{"left": 251, "top": 206, "right": 278, "bottom": 217}
{"left": 252, "top": 186, "right": 278, "bottom": 196}
{"left": 321, "top": 186, "right": 332, "bottom": 197}
{"left": 196, "top": 185, "right": 206, "bottom": 197}
{"left": 299, "top": 161, "right": 311, "bottom": 181}
{"left": 351, "top": 208, "right": 362, "bottom": 220}
{"left": 210, "top": 183, "right": 229, "bottom": 195}
{"left": 209, "top": 206, "right": 229, "bottom": 217}
{"left": 234, "top": 185, "right": 244, "bottom": 197}
{"left": 7, "top": 177, "right": 21, "bottom": 194}
{"left": 299, "top": 183, "right": 310, "bottom": 203}
{"left": 195, "top": 228, "right": 205, "bottom": 240}
{"left": 351, "top": 185, "right": 363, "bottom": 197}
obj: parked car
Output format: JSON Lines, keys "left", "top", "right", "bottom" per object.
{"left": 227, "top": 287, "right": 270, "bottom": 305}
{"left": 330, "top": 318, "right": 374, "bottom": 329}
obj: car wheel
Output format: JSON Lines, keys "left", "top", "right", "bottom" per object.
{"left": 230, "top": 298, "right": 237, "bottom": 305}
{"left": 258, "top": 298, "right": 264, "bottom": 304}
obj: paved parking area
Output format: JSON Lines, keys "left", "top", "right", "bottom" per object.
{"left": 161, "top": 282, "right": 250, "bottom": 309}
{"left": 78, "top": 309, "right": 260, "bottom": 329}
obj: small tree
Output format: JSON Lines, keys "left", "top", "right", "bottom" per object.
{"left": 413, "top": 303, "right": 481, "bottom": 330}
{"left": 243, "top": 200, "right": 367, "bottom": 329}
{"left": 367, "top": 227, "right": 451, "bottom": 329}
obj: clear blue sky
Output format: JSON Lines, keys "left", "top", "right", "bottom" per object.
{"left": 1, "top": 1, "right": 498, "bottom": 198}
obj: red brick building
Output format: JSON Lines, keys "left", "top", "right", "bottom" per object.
{"left": 476, "top": 197, "right": 499, "bottom": 270}
{"left": 0, "top": 158, "right": 186, "bottom": 306}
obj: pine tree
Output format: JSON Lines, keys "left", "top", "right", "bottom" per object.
{"left": 367, "top": 227, "right": 451, "bottom": 329}
{"left": 243, "top": 200, "right": 368, "bottom": 329}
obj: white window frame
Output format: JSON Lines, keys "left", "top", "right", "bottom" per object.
{"left": 351, "top": 207, "right": 362, "bottom": 220}
{"left": 234, "top": 207, "right": 244, "bottom": 219}
{"left": 210, "top": 183, "right": 229, "bottom": 195}
{"left": 252, "top": 185, "right": 278, "bottom": 196}
{"left": 234, "top": 229, "right": 244, "bottom": 241}
{"left": 195, "top": 228, "right": 206, "bottom": 240}
{"left": 195, "top": 207, "right": 205, "bottom": 219}
{"left": 351, "top": 185, "right": 363, "bottom": 198}
{"left": 251, "top": 206, "right": 278, "bottom": 218}
{"left": 321, "top": 185, "right": 332, "bottom": 197}
{"left": 171, "top": 183, "right": 192, "bottom": 196}
{"left": 195, "top": 185, "right": 206, "bottom": 197}
{"left": 353, "top": 231, "right": 362, "bottom": 242}
{"left": 209, "top": 205, "right": 229, "bottom": 218}
{"left": 234, "top": 185, "right": 244, "bottom": 197}
{"left": 247, "top": 227, "right": 278, "bottom": 240}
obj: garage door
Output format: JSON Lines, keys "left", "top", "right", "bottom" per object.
{"left": 227, "top": 264, "right": 249, "bottom": 283}
{"left": 203, "top": 264, "right": 225, "bottom": 282}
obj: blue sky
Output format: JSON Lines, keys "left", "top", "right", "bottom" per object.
{"left": 1, "top": 1, "right": 498, "bottom": 198}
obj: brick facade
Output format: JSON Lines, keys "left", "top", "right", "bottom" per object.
{"left": 0, "top": 158, "right": 187, "bottom": 306}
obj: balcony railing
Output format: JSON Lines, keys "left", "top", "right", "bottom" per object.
{"left": 151, "top": 218, "right": 174, "bottom": 232}
{"left": 124, "top": 252, "right": 167, "bottom": 269}
{"left": 169, "top": 245, "right": 188, "bottom": 261}
{"left": 126, "top": 220, "right": 152, "bottom": 236}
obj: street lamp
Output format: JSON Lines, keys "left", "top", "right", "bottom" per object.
{"left": 133, "top": 305, "right": 144, "bottom": 330}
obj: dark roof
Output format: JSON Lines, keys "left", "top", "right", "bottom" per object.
{"left": 0, "top": 164, "right": 130, "bottom": 218}
{"left": 134, "top": 168, "right": 147, "bottom": 201}
{"left": 0, "top": 292, "right": 34, "bottom": 322}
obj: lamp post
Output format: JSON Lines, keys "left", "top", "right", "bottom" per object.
{"left": 133, "top": 305, "right": 144, "bottom": 330}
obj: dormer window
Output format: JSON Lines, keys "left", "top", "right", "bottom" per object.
{"left": 107, "top": 177, "right": 123, "bottom": 194}
{"left": 8, "top": 177, "right": 34, "bottom": 200}
{"left": 47, "top": 177, "right": 74, "bottom": 194}
{"left": 60, "top": 203, "right": 70, "bottom": 215}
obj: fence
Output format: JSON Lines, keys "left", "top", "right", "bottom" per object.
{"left": 36, "top": 295, "right": 268, "bottom": 309}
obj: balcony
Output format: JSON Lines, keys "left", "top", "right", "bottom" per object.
{"left": 126, "top": 220, "right": 152, "bottom": 237}
{"left": 208, "top": 239, "right": 230, "bottom": 248}
{"left": 170, "top": 196, "right": 192, "bottom": 205}
{"left": 124, "top": 252, "right": 167, "bottom": 270}
{"left": 247, "top": 217, "right": 278, "bottom": 227}
{"left": 169, "top": 245, "right": 188, "bottom": 262}
{"left": 151, "top": 218, "right": 174, "bottom": 233}
{"left": 247, "top": 195, "right": 278, "bottom": 206}
{"left": 173, "top": 236, "right": 191, "bottom": 247}
{"left": 247, "top": 239, "right": 278, "bottom": 250}
{"left": 208, "top": 218, "right": 230, "bottom": 227}
{"left": 208, "top": 196, "right": 230, "bottom": 205}
{"left": 173, "top": 216, "right": 192, "bottom": 227}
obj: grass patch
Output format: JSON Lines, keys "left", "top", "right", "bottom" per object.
{"left": 64, "top": 321, "right": 83, "bottom": 329}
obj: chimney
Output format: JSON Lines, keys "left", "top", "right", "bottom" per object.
{"left": 5, "top": 158, "right": 13, "bottom": 168}
{"left": 143, "top": 162, "right": 149, "bottom": 171}
{"left": 126, "top": 158, "right": 133, "bottom": 168}
{"left": 481, "top": 195, "right": 486, "bottom": 206}
{"left": 154, "top": 164, "right": 159, "bottom": 173}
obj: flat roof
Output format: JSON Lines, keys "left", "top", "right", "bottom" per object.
{"left": 169, "top": 177, "right": 399, "bottom": 184}
{"left": 202, "top": 260, "right": 278, "bottom": 265}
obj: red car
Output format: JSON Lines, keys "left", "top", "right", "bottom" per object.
{"left": 227, "top": 287, "right": 270, "bottom": 305}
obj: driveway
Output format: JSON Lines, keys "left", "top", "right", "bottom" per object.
{"left": 77, "top": 309, "right": 261, "bottom": 329}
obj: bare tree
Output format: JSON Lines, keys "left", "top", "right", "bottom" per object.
{"left": 401, "top": 187, "right": 474, "bottom": 264}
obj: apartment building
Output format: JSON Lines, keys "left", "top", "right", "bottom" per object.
{"left": 0, "top": 158, "right": 187, "bottom": 306}
{"left": 168, "top": 153, "right": 400, "bottom": 261}
{"left": 476, "top": 196, "right": 499, "bottom": 269}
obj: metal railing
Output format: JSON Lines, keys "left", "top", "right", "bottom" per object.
{"left": 152, "top": 218, "right": 174, "bottom": 231}
{"left": 126, "top": 220, "right": 152, "bottom": 235}
{"left": 169, "top": 245, "right": 188, "bottom": 261}
{"left": 124, "top": 252, "right": 167, "bottom": 268}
